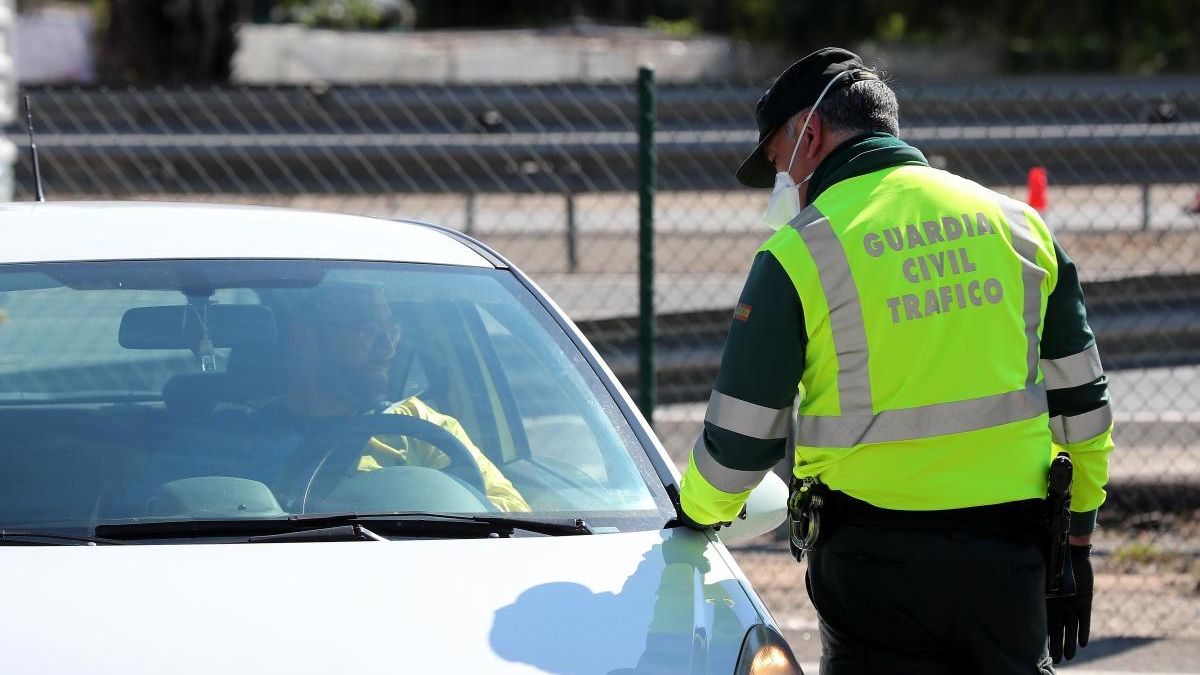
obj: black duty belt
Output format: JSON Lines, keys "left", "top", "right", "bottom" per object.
{"left": 825, "top": 490, "right": 1045, "bottom": 536}
{"left": 787, "top": 477, "right": 1049, "bottom": 563}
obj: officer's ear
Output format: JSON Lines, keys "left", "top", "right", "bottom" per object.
{"left": 802, "top": 111, "right": 824, "bottom": 160}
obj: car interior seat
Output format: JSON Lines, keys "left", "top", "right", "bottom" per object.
{"left": 161, "top": 342, "right": 288, "bottom": 418}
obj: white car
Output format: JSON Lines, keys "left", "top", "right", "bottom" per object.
{"left": 0, "top": 202, "right": 797, "bottom": 674}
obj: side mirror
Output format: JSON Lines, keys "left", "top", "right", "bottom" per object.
{"left": 717, "top": 472, "right": 788, "bottom": 547}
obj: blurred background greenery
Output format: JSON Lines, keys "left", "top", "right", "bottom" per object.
{"left": 16, "top": 0, "right": 1200, "bottom": 85}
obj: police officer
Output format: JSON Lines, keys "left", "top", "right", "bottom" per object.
{"left": 677, "top": 48, "right": 1114, "bottom": 674}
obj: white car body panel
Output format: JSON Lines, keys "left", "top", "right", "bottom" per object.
{"left": 0, "top": 529, "right": 760, "bottom": 674}
{"left": 0, "top": 202, "right": 492, "bottom": 267}
{"left": 0, "top": 201, "right": 788, "bottom": 673}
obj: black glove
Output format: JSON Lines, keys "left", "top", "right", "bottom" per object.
{"left": 676, "top": 508, "right": 716, "bottom": 531}
{"left": 676, "top": 504, "right": 739, "bottom": 530}
{"left": 667, "top": 484, "right": 735, "bottom": 532}
{"left": 1046, "top": 544, "right": 1093, "bottom": 662}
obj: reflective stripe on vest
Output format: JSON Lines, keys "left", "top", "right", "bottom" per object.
{"left": 704, "top": 390, "right": 791, "bottom": 440}
{"left": 691, "top": 432, "right": 771, "bottom": 493}
{"left": 1042, "top": 344, "right": 1103, "bottom": 390}
{"left": 796, "top": 381, "right": 1047, "bottom": 447}
{"left": 795, "top": 211, "right": 874, "bottom": 416}
{"left": 996, "top": 195, "right": 1048, "bottom": 388}
{"left": 1050, "top": 402, "right": 1113, "bottom": 444}
{"left": 783, "top": 187, "right": 1051, "bottom": 449}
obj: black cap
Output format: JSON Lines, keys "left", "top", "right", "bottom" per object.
{"left": 735, "top": 47, "right": 878, "bottom": 188}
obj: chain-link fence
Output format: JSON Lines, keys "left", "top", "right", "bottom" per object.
{"left": 11, "top": 78, "right": 1200, "bottom": 641}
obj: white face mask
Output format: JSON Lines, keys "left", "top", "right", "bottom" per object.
{"left": 761, "top": 169, "right": 810, "bottom": 231}
{"left": 760, "top": 69, "right": 858, "bottom": 231}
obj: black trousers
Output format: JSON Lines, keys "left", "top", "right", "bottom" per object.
{"left": 806, "top": 523, "right": 1057, "bottom": 675}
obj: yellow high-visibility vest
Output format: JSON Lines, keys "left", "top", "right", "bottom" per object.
{"left": 767, "top": 164, "right": 1060, "bottom": 509}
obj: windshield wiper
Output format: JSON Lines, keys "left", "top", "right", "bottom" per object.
{"left": 249, "top": 524, "right": 388, "bottom": 543}
{"left": 0, "top": 530, "right": 125, "bottom": 546}
{"left": 96, "top": 512, "right": 592, "bottom": 541}
{"left": 302, "top": 512, "right": 594, "bottom": 538}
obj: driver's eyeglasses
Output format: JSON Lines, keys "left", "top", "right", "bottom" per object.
{"left": 322, "top": 320, "right": 403, "bottom": 345}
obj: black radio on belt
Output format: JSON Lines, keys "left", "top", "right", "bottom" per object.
{"left": 1045, "top": 452, "right": 1076, "bottom": 597}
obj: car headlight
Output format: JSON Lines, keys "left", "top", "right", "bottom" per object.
{"left": 734, "top": 624, "right": 803, "bottom": 675}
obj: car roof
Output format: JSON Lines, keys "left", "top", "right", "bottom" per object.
{"left": 0, "top": 201, "right": 494, "bottom": 268}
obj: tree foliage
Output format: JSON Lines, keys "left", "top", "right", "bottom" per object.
{"left": 73, "top": 0, "right": 1200, "bottom": 83}
{"left": 406, "top": 0, "right": 1200, "bottom": 74}
{"left": 96, "top": 0, "right": 242, "bottom": 85}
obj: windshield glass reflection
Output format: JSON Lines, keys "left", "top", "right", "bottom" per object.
{"left": 0, "top": 260, "right": 669, "bottom": 535}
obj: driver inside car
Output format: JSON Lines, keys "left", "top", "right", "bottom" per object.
{"left": 266, "top": 283, "right": 530, "bottom": 513}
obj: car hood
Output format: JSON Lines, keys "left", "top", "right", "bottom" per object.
{"left": 0, "top": 528, "right": 767, "bottom": 674}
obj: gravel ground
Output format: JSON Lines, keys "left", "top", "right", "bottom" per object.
{"left": 727, "top": 532, "right": 1200, "bottom": 645}
{"left": 723, "top": 512, "right": 1200, "bottom": 674}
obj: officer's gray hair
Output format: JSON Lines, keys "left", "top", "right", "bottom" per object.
{"left": 804, "top": 78, "right": 900, "bottom": 138}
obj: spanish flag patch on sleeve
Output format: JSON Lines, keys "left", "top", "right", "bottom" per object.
{"left": 733, "top": 303, "right": 752, "bottom": 322}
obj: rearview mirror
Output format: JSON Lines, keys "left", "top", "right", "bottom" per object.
{"left": 119, "top": 304, "right": 278, "bottom": 350}
{"left": 717, "top": 472, "right": 789, "bottom": 547}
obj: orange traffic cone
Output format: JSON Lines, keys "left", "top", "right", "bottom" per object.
{"left": 1027, "top": 167, "right": 1048, "bottom": 212}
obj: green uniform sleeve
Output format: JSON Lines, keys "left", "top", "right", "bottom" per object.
{"left": 1041, "top": 238, "right": 1114, "bottom": 535}
{"left": 707, "top": 251, "right": 807, "bottom": 467}
{"left": 679, "top": 252, "right": 806, "bottom": 524}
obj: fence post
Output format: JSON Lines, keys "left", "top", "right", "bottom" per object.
{"left": 464, "top": 192, "right": 476, "bottom": 235}
{"left": 637, "top": 65, "right": 656, "bottom": 426}
{"left": 1141, "top": 183, "right": 1151, "bottom": 231}
{"left": 565, "top": 190, "right": 578, "bottom": 272}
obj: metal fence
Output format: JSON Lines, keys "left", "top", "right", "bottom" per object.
{"left": 11, "top": 77, "right": 1200, "bottom": 641}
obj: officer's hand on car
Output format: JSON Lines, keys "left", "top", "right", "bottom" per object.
{"left": 1047, "top": 544, "right": 1094, "bottom": 662}
{"left": 677, "top": 509, "right": 719, "bottom": 531}
{"left": 669, "top": 486, "right": 738, "bottom": 532}
{"left": 675, "top": 505, "right": 735, "bottom": 533}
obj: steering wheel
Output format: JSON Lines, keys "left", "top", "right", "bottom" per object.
{"left": 288, "top": 414, "right": 488, "bottom": 513}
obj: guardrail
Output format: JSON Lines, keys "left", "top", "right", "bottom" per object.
{"left": 11, "top": 78, "right": 1200, "bottom": 197}
{"left": 582, "top": 273, "right": 1200, "bottom": 406}
{"left": 16, "top": 78, "right": 1200, "bottom": 134}
{"left": 15, "top": 122, "right": 1200, "bottom": 195}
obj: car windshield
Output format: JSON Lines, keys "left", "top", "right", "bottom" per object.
{"left": 0, "top": 259, "right": 673, "bottom": 537}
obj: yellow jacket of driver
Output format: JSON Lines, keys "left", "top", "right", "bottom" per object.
{"left": 356, "top": 396, "right": 531, "bottom": 513}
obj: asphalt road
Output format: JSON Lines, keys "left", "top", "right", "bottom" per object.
{"left": 783, "top": 636, "right": 1200, "bottom": 674}
{"left": 137, "top": 183, "right": 1200, "bottom": 239}
{"left": 146, "top": 187, "right": 1200, "bottom": 318}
